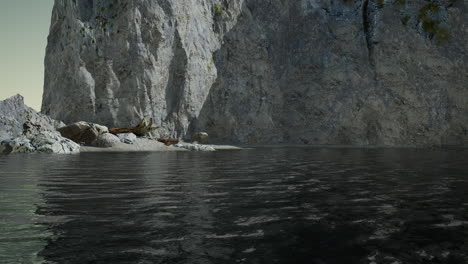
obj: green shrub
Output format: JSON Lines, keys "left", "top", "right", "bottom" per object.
{"left": 377, "top": 0, "right": 384, "bottom": 8}
{"left": 213, "top": 4, "right": 223, "bottom": 17}
{"left": 418, "top": 3, "right": 449, "bottom": 43}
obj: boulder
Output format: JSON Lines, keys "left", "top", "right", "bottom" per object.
{"left": 57, "top": 121, "right": 108, "bottom": 145}
{"left": 191, "top": 132, "right": 209, "bottom": 143}
{"left": 174, "top": 143, "right": 215, "bottom": 152}
{"left": 92, "top": 133, "right": 121, "bottom": 148}
{"left": 117, "top": 133, "right": 137, "bottom": 144}
{"left": 30, "top": 131, "right": 80, "bottom": 154}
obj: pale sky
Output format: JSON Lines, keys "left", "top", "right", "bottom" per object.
{"left": 0, "top": 0, "right": 54, "bottom": 111}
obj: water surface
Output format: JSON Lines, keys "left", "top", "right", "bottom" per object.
{"left": 1, "top": 148, "right": 468, "bottom": 263}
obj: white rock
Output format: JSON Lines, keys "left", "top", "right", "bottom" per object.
{"left": 93, "top": 124, "right": 109, "bottom": 134}
{"left": 117, "top": 133, "right": 137, "bottom": 144}
{"left": 92, "top": 133, "right": 121, "bottom": 148}
{"left": 8, "top": 137, "right": 35, "bottom": 153}
{"left": 174, "top": 143, "right": 215, "bottom": 152}
{"left": 31, "top": 131, "right": 80, "bottom": 154}
{"left": 2, "top": 131, "right": 80, "bottom": 154}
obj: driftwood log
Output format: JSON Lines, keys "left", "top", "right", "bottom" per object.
{"left": 157, "top": 138, "right": 179, "bottom": 146}
{"left": 109, "top": 117, "right": 158, "bottom": 137}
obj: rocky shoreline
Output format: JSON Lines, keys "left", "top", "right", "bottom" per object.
{"left": 1, "top": 95, "right": 232, "bottom": 154}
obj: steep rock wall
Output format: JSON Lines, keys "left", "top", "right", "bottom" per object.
{"left": 42, "top": 0, "right": 243, "bottom": 137}
{"left": 43, "top": 0, "right": 468, "bottom": 146}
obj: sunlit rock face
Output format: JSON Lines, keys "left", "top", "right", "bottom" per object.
{"left": 0, "top": 95, "right": 63, "bottom": 142}
{"left": 42, "top": 0, "right": 244, "bottom": 138}
{"left": 0, "top": 94, "right": 25, "bottom": 142}
{"left": 43, "top": 0, "right": 468, "bottom": 146}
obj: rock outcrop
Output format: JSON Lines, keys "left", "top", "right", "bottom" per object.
{"left": 92, "top": 133, "right": 121, "bottom": 148}
{"left": 0, "top": 95, "right": 80, "bottom": 154}
{"left": 23, "top": 106, "right": 66, "bottom": 138}
{"left": 2, "top": 131, "right": 80, "bottom": 154}
{"left": 42, "top": 0, "right": 468, "bottom": 146}
{"left": 1, "top": 95, "right": 64, "bottom": 141}
{"left": 0, "top": 94, "right": 26, "bottom": 142}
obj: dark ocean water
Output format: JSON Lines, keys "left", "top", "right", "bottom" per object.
{"left": 1, "top": 148, "right": 468, "bottom": 264}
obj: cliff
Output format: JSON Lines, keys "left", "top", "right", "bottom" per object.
{"left": 42, "top": 0, "right": 468, "bottom": 146}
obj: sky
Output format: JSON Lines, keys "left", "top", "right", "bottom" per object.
{"left": 0, "top": 0, "right": 54, "bottom": 111}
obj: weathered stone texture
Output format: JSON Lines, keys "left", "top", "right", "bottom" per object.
{"left": 1, "top": 95, "right": 64, "bottom": 141}
{"left": 42, "top": 0, "right": 468, "bottom": 146}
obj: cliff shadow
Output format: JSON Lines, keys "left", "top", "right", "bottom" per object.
{"left": 188, "top": 0, "right": 292, "bottom": 144}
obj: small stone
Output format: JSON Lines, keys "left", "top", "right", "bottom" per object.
{"left": 192, "top": 132, "right": 209, "bottom": 143}
{"left": 117, "top": 133, "right": 137, "bottom": 144}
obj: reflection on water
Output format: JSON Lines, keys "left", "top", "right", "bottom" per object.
{"left": 1, "top": 148, "right": 468, "bottom": 263}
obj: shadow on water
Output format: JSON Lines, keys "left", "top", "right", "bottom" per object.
{"left": 34, "top": 152, "right": 210, "bottom": 263}
{"left": 36, "top": 153, "right": 156, "bottom": 263}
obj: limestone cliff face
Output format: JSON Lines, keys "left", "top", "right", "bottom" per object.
{"left": 42, "top": 0, "right": 468, "bottom": 146}
{"left": 42, "top": 0, "right": 243, "bottom": 137}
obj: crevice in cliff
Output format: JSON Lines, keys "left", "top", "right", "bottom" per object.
{"left": 362, "top": 0, "right": 374, "bottom": 66}
{"left": 159, "top": 0, "right": 173, "bottom": 17}
{"left": 78, "top": 0, "right": 94, "bottom": 22}
{"left": 164, "top": 27, "right": 188, "bottom": 136}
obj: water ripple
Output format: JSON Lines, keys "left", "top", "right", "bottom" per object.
{"left": 1, "top": 149, "right": 468, "bottom": 263}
